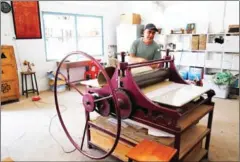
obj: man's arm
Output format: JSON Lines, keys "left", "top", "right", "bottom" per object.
{"left": 128, "top": 40, "right": 147, "bottom": 63}
{"left": 129, "top": 53, "right": 148, "bottom": 63}
{"left": 153, "top": 47, "right": 161, "bottom": 60}
{"left": 151, "top": 47, "right": 162, "bottom": 69}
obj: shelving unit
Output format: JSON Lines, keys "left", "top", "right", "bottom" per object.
{"left": 159, "top": 33, "right": 239, "bottom": 73}
{"left": 158, "top": 32, "right": 239, "bottom": 98}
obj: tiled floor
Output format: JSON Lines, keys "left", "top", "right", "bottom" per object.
{"left": 1, "top": 90, "right": 239, "bottom": 161}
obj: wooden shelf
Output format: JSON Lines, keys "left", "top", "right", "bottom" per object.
{"left": 183, "top": 148, "right": 207, "bottom": 162}
{"left": 205, "top": 66, "right": 221, "bottom": 69}
{"left": 90, "top": 118, "right": 210, "bottom": 161}
{"left": 89, "top": 116, "right": 174, "bottom": 146}
{"left": 91, "top": 116, "right": 209, "bottom": 145}
{"left": 162, "top": 33, "right": 232, "bottom": 36}
{"left": 126, "top": 139, "right": 177, "bottom": 162}
{"left": 179, "top": 64, "right": 204, "bottom": 67}
{"left": 207, "top": 33, "right": 225, "bottom": 35}
{"left": 179, "top": 125, "right": 209, "bottom": 159}
{"left": 177, "top": 104, "right": 213, "bottom": 131}
{"left": 224, "top": 52, "right": 240, "bottom": 54}
{"left": 90, "top": 128, "right": 133, "bottom": 162}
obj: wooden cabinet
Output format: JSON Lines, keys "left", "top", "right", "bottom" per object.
{"left": 1, "top": 45, "right": 20, "bottom": 103}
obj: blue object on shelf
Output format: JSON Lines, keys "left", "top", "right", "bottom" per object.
{"left": 231, "top": 79, "right": 239, "bottom": 88}
{"left": 188, "top": 71, "right": 201, "bottom": 81}
{"left": 179, "top": 71, "right": 188, "bottom": 80}
{"left": 188, "top": 67, "right": 203, "bottom": 81}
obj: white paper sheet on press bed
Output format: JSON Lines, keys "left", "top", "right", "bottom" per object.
{"left": 145, "top": 82, "right": 185, "bottom": 99}
{"left": 145, "top": 82, "right": 210, "bottom": 107}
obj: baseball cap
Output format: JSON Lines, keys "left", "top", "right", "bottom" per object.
{"left": 144, "top": 23, "right": 158, "bottom": 32}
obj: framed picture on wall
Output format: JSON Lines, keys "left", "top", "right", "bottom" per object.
{"left": 11, "top": 1, "right": 42, "bottom": 39}
{"left": 186, "top": 23, "right": 196, "bottom": 34}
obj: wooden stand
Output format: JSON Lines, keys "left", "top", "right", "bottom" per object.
{"left": 20, "top": 71, "right": 39, "bottom": 98}
{"left": 87, "top": 103, "right": 214, "bottom": 162}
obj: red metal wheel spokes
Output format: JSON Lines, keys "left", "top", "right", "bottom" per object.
{"left": 57, "top": 71, "right": 84, "bottom": 96}
{"left": 54, "top": 51, "right": 121, "bottom": 160}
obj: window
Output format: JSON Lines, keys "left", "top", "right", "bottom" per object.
{"left": 42, "top": 12, "right": 104, "bottom": 61}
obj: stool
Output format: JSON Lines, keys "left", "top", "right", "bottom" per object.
{"left": 21, "top": 71, "right": 39, "bottom": 98}
{"left": 126, "top": 139, "right": 177, "bottom": 162}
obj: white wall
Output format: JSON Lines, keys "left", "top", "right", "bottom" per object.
{"left": 118, "top": 1, "right": 165, "bottom": 44}
{"left": 119, "top": 1, "right": 239, "bottom": 52}
{"left": 2, "top": 1, "right": 239, "bottom": 92}
{"left": 120, "top": 1, "right": 239, "bottom": 34}
{"left": 120, "top": 1, "right": 165, "bottom": 27}
{"left": 161, "top": 1, "right": 239, "bottom": 34}
{"left": 224, "top": 1, "right": 240, "bottom": 32}
{"left": 1, "top": 1, "right": 122, "bottom": 92}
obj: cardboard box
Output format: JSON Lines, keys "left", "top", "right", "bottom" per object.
{"left": 120, "top": 13, "right": 141, "bottom": 24}
{"left": 199, "top": 35, "right": 207, "bottom": 50}
{"left": 228, "top": 24, "right": 239, "bottom": 33}
{"left": 192, "top": 35, "right": 199, "bottom": 50}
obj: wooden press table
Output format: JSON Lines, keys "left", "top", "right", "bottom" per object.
{"left": 81, "top": 79, "right": 214, "bottom": 162}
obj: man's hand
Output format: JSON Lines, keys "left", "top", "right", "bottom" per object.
{"left": 129, "top": 55, "right": 158, "bottom": 69}
{"left": 128, "top": 55, "right": 147, "bottom": 63}
{"left": 137, "top": 57, "right": 148, "bottom": 63}
{"left": 150, "top": 64, "right": 158, "bottom": 69}
{"left": 151, "top": 62, "right": 165, "bottom": 69}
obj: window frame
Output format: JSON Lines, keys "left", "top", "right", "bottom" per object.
{"left": 42, "top": 11, "right": 104, "bottom": 62}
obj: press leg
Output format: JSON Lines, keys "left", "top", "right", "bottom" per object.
{"left": 128, "top": 158, "right": 133, "bottom": 162}
{"left": 174, "top": 133, "right": 181, "bottom": 161}
{"left": 205, "top": 110, "right": 214, "bottom": 159}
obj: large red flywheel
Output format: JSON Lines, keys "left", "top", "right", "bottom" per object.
{"left": 54, "top": 51, "right": 122, "bottom": 160}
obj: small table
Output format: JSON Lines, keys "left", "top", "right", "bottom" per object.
{"left": 56, "top": 60, "right": 101, "bottom": 90}
{"left": 126, "top": 139, "right": 177, "bottom": 162}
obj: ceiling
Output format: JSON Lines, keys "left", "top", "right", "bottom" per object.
{"left": 159, "top": 1, "right": 188, "bottom": 8}
{"left": 56, "top": 1, "right": 190, "bottom": 9}
{"left": 58, "top": 1, "right": 122, "bottom": 7}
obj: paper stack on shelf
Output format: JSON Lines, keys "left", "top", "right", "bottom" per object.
{"left": 47, "top": 71, "right": 67, "bottom": 92}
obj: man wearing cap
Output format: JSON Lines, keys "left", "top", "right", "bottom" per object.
{"left": 129, "top": 23, "right": 161, "bottom": 68}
